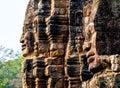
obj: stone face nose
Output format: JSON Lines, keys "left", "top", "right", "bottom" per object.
{"left": 83, "top": 42, "right": 91, "bottom": 52}
{"left": 20, "top": 34, "right": 24, "bottom": 43}
{"left": 20, "top": 39, "right": 23, "bottom": 44}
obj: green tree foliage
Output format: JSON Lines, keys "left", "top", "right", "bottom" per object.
{"left": 0, "top": 46, "right": 24, "bottom": 88}
{"left": 0, "top": 46, "right": 21, "bottom": 62}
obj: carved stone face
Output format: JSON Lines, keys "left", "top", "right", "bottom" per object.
{"left": 82, "top": 0, "right": 102, "bottom": 73}
{"left": 82, "top": 0, "right": 120, "bottom": 73}
{"left": 20, "top": 31, "right": 35, "bottom": 58}
{"left": 83, "top": 23, "right": 101, "bottom": 73}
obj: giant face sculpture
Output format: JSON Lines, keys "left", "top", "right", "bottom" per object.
{"left": 82, "top": 0, "right": 120, "bottom": 73}
{"left": 20, "top": 31, "right": 35, "bottom": 58}
{"left": 82, "top": 0, "right": 101, "bottom": 73}
{"left": 83, "top": 23, "right": 101, "bottom": 73}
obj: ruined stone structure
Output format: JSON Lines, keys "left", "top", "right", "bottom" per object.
{"left": 20, "top": 0, "right": 120, "bottom": 88}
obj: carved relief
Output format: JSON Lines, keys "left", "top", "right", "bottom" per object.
{"left": 20, "top": 0, "right": 120, "bottom": 88}
{"left": 20, "top": 31, "right": 35, "bottom": 59}
{"left": 81, "top": 0, "right": 120, "bottom": 87}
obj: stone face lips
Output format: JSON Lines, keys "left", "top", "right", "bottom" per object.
{"left": 20, "top": 0, "right": 120, "bottom": 88}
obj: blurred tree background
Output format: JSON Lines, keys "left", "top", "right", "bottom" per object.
{"left": 0, "top": 46, "right": 24, "bottom": 88}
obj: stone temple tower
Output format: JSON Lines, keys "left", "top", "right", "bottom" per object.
{"left": 20, "top": 0, "right": 120, "bottom": 88}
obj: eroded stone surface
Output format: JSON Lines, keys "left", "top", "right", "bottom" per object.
{"left": 20, "top": 0, "right": 120, "bottom": 88}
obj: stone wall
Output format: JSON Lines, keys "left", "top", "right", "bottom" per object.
{"left": 20, "top": 0, "right": 120, "bottom": 88}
